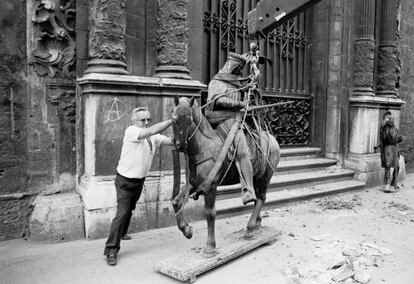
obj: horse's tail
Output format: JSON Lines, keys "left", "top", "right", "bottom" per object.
{"left": 264, "top": 132, "right": 280, "bottom": 171}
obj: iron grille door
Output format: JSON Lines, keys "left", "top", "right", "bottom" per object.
{"left": 202, "top": 0, "right": 313, "bottom": 146}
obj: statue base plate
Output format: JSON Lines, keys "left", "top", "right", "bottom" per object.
{"left": 154, "top": 226, "right": 281, "bottom": 282}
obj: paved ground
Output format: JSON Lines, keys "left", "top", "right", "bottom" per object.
{"left": 1, "top": 174, "right": 414, "bottom": 284}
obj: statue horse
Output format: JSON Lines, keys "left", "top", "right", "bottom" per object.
{"left": 171, "top": 96, "right": 280, "bottom": 255}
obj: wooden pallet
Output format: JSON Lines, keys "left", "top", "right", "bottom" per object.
{"left": 154, "top": 226, "right": 281, "bottom": 282}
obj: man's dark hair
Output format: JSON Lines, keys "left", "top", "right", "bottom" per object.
{"left": 383, "top": 111, "right": 392, "bottom": 119}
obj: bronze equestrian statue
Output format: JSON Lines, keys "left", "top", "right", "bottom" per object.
{"left": 170, "top": 53, "right": 280, "bottom": 256}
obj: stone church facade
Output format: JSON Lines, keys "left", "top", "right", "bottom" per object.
{"left": 0, "top": 0, "right": 413, "bottom": 241}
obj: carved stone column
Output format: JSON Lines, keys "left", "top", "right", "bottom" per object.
{"left": 376, "top": 0, "right": 401, "bottom": 98}
{"left": 352, "top": 0, "right": 376, "bottom": 97}
{"left": 84, "top": 0, "right": 128, "bottom": 74}
{"left": 155, "top": 0, "right": 191, "bottom": 79}
{"left": 347, "top": 0, "right": 405, "bottom": 187}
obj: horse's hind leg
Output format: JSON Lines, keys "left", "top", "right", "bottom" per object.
{"left": 171, "top": 184, "right": 193, "bottom": 239}
{"left": 203, "top": 185, "right": 217, "bottom": 256}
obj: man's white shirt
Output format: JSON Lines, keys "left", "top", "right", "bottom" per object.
{"left": 117, "top": 125, "right": 170, "bottom": 179}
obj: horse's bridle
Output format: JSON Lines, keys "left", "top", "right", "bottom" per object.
{"left": 172, "top": 106, "right": 202, "bottom": 152}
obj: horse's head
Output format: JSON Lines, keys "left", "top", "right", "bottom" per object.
{"left": 171, "top": 95, "right": 196, "bottom": 151}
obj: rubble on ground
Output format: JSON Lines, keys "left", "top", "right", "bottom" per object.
{"left": 316, "top": 195, "right": 362, "bottom": 211}
{"left": 381, "top": 201, "right": 414, "bottom": 223}
{"left": 284, "top": 235, "right": 393, "bottom": 284}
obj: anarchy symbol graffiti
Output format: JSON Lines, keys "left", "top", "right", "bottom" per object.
{"left": 103, "top": 97, "right": 127, "bottom": 122}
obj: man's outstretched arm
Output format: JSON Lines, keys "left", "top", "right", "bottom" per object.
{"left": 137, "top": 119, "right": 172, "bottom": 139}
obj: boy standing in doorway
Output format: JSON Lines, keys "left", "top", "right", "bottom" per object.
{"left": 379, "top": 111, "right": 402, "bottom": 193}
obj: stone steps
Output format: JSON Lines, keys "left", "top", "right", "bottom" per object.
{"left": 276, "top": 157, "right": 338, "bottom": 175}
{"left": 216, "top": 180, "right": 366, "bottom": 217}
{"left": 216, "top": 168, "right": 356, "bottom": 200}
{"left": 279, "top": 147, "right": 322, "bottom": 161}
{"left": 212, "top": 147, "right": 365, "bottom": 218}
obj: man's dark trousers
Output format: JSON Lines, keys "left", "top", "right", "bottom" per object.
{"left": 104, "top": 173, "right": 145, "bottom": 255}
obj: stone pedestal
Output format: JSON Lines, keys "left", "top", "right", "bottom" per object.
{"left": 77, "top": 74, "right": 205, "bottom": 239}
{"left": 346, "top": 96, "right": 405, "bottom": 186}
{"left": 29, "top": 192, "right": 84, "bottom": 242}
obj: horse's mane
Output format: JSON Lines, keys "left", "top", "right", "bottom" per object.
{"left": 192, "top": 105, "right": 217, "bottom": 140}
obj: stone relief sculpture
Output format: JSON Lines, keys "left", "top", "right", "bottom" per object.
{"left": 30, "top": 0, "right": 76, "bottom": 79}
{"left": 156, "top": 0, "right": 189, "bottom": 67}
{"left": 48, "top": 89, "right": 76, "bottom": 123}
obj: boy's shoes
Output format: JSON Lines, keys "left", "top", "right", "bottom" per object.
{"left": 121, "top": 234, "right": 132, "bottom": 240}
{"left": 391, "top": 185, "right": 400, "bottom": 193}
{"left": 383, "top": 184, "right": 399, "bottom": 193}
{"left": 106, "top": 250, "right": 117, "bottom": 266}
{"left": 383, "top": 184, "right": 392, "bottom": 193}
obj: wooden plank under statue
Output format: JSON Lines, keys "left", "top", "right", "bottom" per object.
{"left": 154, "top": 226, "right": 281, "bottom": 282}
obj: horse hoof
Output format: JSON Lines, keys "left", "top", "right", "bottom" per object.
{"left": 245, "top": 226, "right": 261, "bottom": 239}
{"left": 184, "top": 226, "right": 193, "bottom": 239}
{"left": 202, "top": 247, "right": 217, "bottom": 258}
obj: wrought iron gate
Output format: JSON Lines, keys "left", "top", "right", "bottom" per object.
{"left": 201, "top": 0, "right": 313, "bottom": 146}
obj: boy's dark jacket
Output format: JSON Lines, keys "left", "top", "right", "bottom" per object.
{"left": 380, "top": 120, "right": 402, "bottom": 168}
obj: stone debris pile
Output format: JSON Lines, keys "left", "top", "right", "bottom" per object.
{"left": 284, "top": 234, "right": 393, "bottom": 284}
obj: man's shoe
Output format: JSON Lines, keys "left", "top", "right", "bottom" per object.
{"left": 106, "top": 251, "right": 117, "bottom": 266}
{"left": 241, "top": 188, "right": 257, "bottom": 205}
{"left": 121, "top": 234, "right": 132, "bottom": 240}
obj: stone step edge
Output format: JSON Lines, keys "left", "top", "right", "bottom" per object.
{"left": 216, "top": 180, "right": 366, "bottom": 215}
{"left": 280, "top": 147, "right": 321, "bottom": 157}
{"left": 277, "top": 158, "right": 337, "bottom": 171}
{"left": 216, "top": 169, "right": 355, "bottom": 196}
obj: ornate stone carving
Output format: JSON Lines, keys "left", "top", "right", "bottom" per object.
{"left": 30, "top": 0, "right": 76, "bottom": 79}
{"left": 155, "top": 0, "right": 190, "bottom": 78}
{"left": 49, "top": 90, "right": 76, "bottom": 123}
{"left": 157, "top": 0, "right": 189, "bottom": 66}
{"left": 47, "top": 82, "right": 76, "bottom": 123}
{"left": 353, "top": 39, "right": 375, "bottom": 90}
{"left": 261, "top": 96, "right": 311, "bottom": 145}
{"left": 377, "top": 46, "right": 400, "bottom": 93}
{"left": 352, "top": 0, "right": 376, "bottom": 96}
{"left": 376, "top": 0, "right": 402, "bottom": 97}
{"left": 88, "top": 0, "right": 126, "bottom": 61}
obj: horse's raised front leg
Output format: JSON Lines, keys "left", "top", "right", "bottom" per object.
{"left": 171, "top": 183, "right": 193, "bottom": 239}
{"left": 203, "top": 185, "right": 217, "bottom": 256}
{"left": 247, "top": 198, "right": 264, "bottom": 233}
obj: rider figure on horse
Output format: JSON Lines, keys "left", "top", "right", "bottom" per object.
{"left": 205, "top": 52, "right": 257, "bottom": 205}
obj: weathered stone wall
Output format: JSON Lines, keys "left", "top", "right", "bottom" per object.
{"left": 1, "top": 0, "right": 80, "bottom": 241}
{"left": 399, "top": 0, "right": 414, "bottom": 171}
{"left": 0, "top": 0, "right": 34, "bottom": 240}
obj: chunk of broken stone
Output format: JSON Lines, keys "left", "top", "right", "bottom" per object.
{"left": 353, "top": 269, "right": 371, "bottom": 283}
{"left": 332, "top": 263, "right": 355, "bottom": 282}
